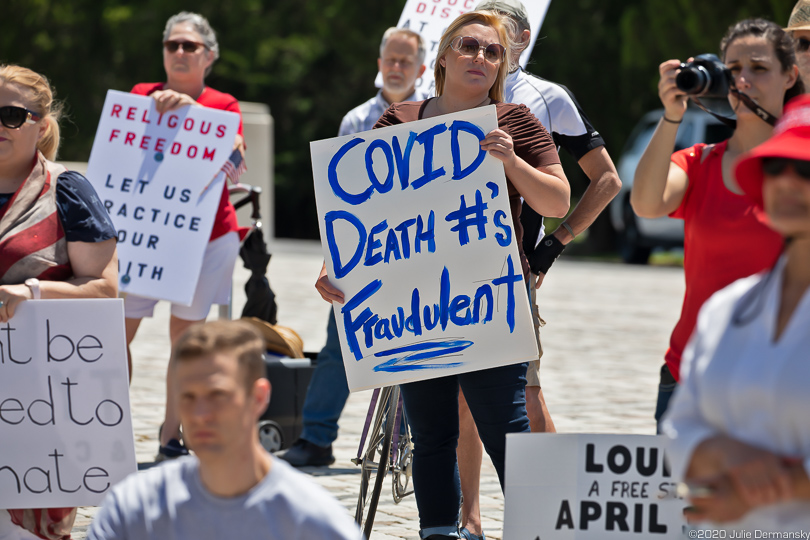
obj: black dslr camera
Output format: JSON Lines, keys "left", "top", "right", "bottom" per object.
{"left": 676, "top": 54, "right": 732, "bottom": 98}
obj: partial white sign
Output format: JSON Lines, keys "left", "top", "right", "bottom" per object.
{"left": 85, "top": 90, "right": 240, "bottom": 305}
{"left": 0, "top": 300, "right": 136, "bottom": 508}
{"left": 504, "top": 434, "right": 688, "bottom": 539}
{"left": 378, "top": 0, "right": 552, "bottom": 94}
{"left": 311, "top": 106, "right": 538, "bottom": 392}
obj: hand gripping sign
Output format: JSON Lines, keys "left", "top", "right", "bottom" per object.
{"left": 85, "top": 90, "right": 241, "bottom": 306}
{"left": 504, "top": 434, "right": 688, "bottom": 539}
{"left": 0, "top": 299, "right": 136, "bottom": 509}
{"left": 311, "top": 106, "right": 538, "bottom": 391}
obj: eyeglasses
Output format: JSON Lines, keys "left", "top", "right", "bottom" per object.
{"left": 163, "top": 40, "right": 206, "bottom": 53}
{"left": 796, "top": 38, "right": 810, "bottom": 53}
{"left": 0, "top": 106, "right": 41, "bottom": 129}
{"left": 762, "top": 157, "right": 810, "bottom": 180}
{"left": 450, "top": 36, "right": 506, "bottom": 64}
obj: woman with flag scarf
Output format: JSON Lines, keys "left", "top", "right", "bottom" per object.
{"left": 0, "top": 65, "right": 117, "bottom": 539}
{"left": 122, "top": 11, "right": 246, "bottom": 462}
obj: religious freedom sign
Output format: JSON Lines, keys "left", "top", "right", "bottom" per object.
{"left": 0, "top": 299, "right": 136, "bottom": 509}
{"left": 378, "top": 0, "right": 552, "bottom": 94}
{"left": 311, "top": 106, "right": 538, "bottom": 391}
{"left": 503, "top": 434, "right": 688, "bottom": 539}
{"left": 85, "top": 90, "right": 240, "bottom": 305}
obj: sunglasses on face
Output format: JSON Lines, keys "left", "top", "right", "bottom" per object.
{"left": 796, "top": 38, "right": 810, "bottom": 53}
{"left": 0, "top": 106, "right": 41, "bottom": 129}
{"left": 450, "top": 36, "right": 506, "bottom": 64}
{"left": 163, "top": 40, "right": 206, "bottom": 53}
{"left": 762, "top": 157, "right": 810, "bottom": 180}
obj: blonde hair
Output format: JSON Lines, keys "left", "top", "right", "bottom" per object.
{"left": 434, "top": 10, "right": 518, "bottom": 101}
{"left": 0, "top": 65, "right": 62, "bottom": 160}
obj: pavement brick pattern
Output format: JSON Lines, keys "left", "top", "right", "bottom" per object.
{"left": 68, "top": 240, "right": 684, "bottom": 539}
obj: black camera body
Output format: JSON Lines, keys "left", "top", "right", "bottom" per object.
{"left": 676, "top": 54, "right": 732, "bottom": 98}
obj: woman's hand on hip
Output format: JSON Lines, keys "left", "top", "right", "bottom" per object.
{"left": 150, "top": 89, "right": 197, "bottom": 114}
{"left": 480, "top": 129, "right": 517, "bottom": 170}
{"left": 722, "top": 441, "right": 794, "bottom": 508}
{"left": 0, "top": 284, "right": 33, "bottom": 323}
{"left": 688, "top": 435, "right": 794, "bottom": 509}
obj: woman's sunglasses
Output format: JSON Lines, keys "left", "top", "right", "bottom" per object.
{"left": 0, "top": 106, "right": 41, "bottom": 129}
{"left": 163, "top": 40, "right": 206, "bottom": 53}
{"left": 796, "top": 37, "right": 810, "bottom": 53}
{"left": 450, "top": 36, "right": 506, "bottom": 64}
{"left": 762, "top": 157, "right": 810, "bottom": 180}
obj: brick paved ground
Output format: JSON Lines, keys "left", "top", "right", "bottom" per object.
{"left": 67, "top": 240, "right": 684, "bottom": 539}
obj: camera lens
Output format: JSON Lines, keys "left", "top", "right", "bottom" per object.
{"left": 676, "top": 65, "right": 710, "bottom": 95}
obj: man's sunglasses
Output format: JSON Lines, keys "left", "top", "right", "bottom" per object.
{"left": 796, "top": 37, "right": 810, "bottom": 53}
{"left": 762, "top": 157, "right": 810, "bottom": 180}
{"left": 0, "top": 106, "right": 41, "bottom": 129}
{"left": 450, "top": 36, "right": 506, "bottom": 64}
{"left": 163, "top": 40, "right": 206, "bottom": 53}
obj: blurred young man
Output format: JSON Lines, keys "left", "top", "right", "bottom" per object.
{"left": 455, "top": 2, "right": 621, "bottom": 537}
{"left": 281, "top": 27, "right": 427, "bottom": 467}
{"left": 88, "top": 321, "right": 362, "bottom": 540}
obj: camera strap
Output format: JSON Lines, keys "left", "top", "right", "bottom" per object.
{"left": 691, "top": 89, "right": 778, "bottom": 129}
{"left": 730, "top": 88, "right": 778, "bottom": 126}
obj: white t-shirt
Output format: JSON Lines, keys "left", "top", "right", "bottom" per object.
{"left": 664, "top": 255, "right": 810, "bottom": 530}
{"left": 504, "top": 68, "right": 606, "bottom": 247}
{"left": 505, "top": 68, "right": 604, "bottom": 159}
{"left": 87, "top": 457, "right": 363, "bottom": 540}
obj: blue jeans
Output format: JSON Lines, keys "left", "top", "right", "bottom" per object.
{"left": 400, "top": 362, "right": 530, "bottom": 534}
{"left": 655, "top": 363, "right": 677, "bottom": 434}
{"left": 300, "top": 313, "right": 350, "bottom": 447}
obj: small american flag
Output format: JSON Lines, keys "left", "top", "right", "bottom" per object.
{"left": 221, "top": 148, "right": 248, "bottom": 184}
{"left": 200, "top": 149, "right": 248, "bottom": 197}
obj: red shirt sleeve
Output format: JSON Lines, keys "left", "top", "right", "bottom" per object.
{"left": 669, "top": 143, "right": 708, "bottom": 220}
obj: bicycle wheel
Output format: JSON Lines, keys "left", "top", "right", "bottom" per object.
{"left": 355, "top": 385, "right": 398, "bottom": 538}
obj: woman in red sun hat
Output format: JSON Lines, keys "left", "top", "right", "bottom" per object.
{"left": 663, "top": 94, "right": 810, "bottom": 530}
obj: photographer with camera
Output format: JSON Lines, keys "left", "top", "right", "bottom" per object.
{"left": 631, "top": 19, "right": 804, "bottom": 429}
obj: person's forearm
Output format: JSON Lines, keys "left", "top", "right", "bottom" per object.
{"left": 506, "top": 159, "right": 570, "bottom": 218}
{"left": 631, "top": 119, "right": 681, "bottom": 218}
{"left": 551, "top": 168, "right": 621, "bottom": 245}
{"left": 41, "top": 275, "right": 118, "bottom": 300}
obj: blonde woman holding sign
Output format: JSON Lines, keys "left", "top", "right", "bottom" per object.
{"left": 317, "top": 10, "right": 568, "bottom": 539}
{"left": 0, "top": 65, "right": 117, "bottom": 540}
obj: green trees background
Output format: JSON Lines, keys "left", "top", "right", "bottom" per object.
{"left": 2, "top": 0, "right": 799, "bottom": 242}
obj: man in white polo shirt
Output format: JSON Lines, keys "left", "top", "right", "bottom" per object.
{"left": 281, "top": 27, "right": 428, "bottom": 467}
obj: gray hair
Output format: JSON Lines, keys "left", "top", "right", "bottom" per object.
{"left": 163, "top": 12, "right": 220, "bottom": 72}
{"left": 379, "top": 27, "right": 427, "bottom": 66}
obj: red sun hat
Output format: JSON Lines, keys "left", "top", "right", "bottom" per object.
{"left": 735, "top": 94, "right": 810, "bottom": 211}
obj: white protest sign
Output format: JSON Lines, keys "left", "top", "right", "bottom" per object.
{"left": 377, "top": 0, "right": 552, "bottom": 94}
{"left": 0, "top": 299, "right": 136, "bottom": 509}
{"left": 85, "top": 90, "right": 240, "bottom": 305}
{"left": 311, "top": 106, "right": 538, "bottom": 391}
{"left": 504, "top": 434, "right": 688, "bottom": 539}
